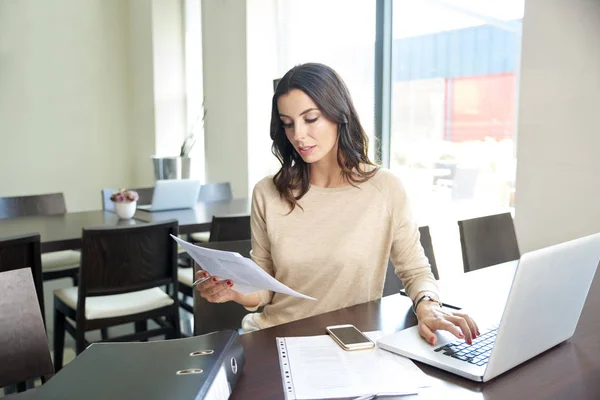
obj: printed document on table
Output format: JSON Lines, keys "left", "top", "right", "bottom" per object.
{"left": 172, "top": 235, "right": 315, "bottom": 300}
{"left": 277, "top": 331, "right": 434, "bottom": 400}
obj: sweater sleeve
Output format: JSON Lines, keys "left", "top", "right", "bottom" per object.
{"left": 246, "top": 180, "right": 275, "bottom": 311}
{"left": 388, "top": 175, "right": 440, "bottom": 302}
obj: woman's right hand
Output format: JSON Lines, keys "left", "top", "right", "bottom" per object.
{"left": 194, "top": 270, "right": 237, "bottom": 303}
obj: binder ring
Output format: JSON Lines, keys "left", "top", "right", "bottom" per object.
{"left": 230, "top": 357, "right": 238, "bottom": 374}
{"left": 176, "top": 369, "right": 203, "bottom": 375}
{"left": 190, "top": 350, "right": 214, "bottom": 356}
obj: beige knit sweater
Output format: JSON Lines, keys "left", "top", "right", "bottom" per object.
{"left": 246, "top": 169, "right": 439, "bottom": 329}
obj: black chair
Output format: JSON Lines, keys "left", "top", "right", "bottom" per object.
{"left": 208, "top": 215, "right": 251, "bottom": 242}
{"left": 0, "top": 268, "right": 53, "bottom": 394}
{"left": 0, "top": 193, "right": 79, "bottom": 283}
{"left": 190, "top": 182, "right": 233, "bottom": 242}
{"left": 0, "top": 233, "right": 45, "bottom": 323}
{"left": 189, "top": 240, "right": 256, "bottom": 335}
{"left": 178, "top": 239, "right": 252, "bottom": 315}
{"left": 53, "top": 220, "right": 181, "bottom": 371}
{"left": 101, "top": 187, "right": 154, "bottom": 212}
{"left": 383, "top": 226, "right": 440, "bottom": 297}
{"left": 458, "top": 212, "right": 520, "bottom": 273}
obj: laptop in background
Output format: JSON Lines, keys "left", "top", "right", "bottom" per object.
{"left": 137, "top": 179, "right": 201, "bottom": 212}
{"left": 378, "top": 233, "right": 600, "bottom": 382}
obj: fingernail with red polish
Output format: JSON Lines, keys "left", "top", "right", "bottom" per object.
{"left": 226, "top": 280, "right": 233, "bottom": 287}
{"left": 203, "top": 271, "right": 209, "bottom": 277}
{"left": 458, "top": 333, "right": 464, "bottom": 338}
{"left": 430, "top": 336, "right": 436, "bottom": 344}
{"left": 212, "top": 277, "right": 218, "bottom": 282}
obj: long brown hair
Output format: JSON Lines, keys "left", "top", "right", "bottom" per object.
{"left": 271, "top": 63, "right": 378, "bottom": 211}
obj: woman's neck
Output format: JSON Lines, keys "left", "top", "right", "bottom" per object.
{"left": 309, "top": 147, "right": 347, "bottom": 188}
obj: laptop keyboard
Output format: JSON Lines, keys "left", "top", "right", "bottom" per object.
{"left": 434, "top": 327, "right": 498, "bottom": 366}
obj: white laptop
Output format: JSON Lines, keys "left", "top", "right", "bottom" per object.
{"left": 378, "top": 233, "right": 600, "bottom": 382}
{"left": 137, "top": 179, "right": 201, "bottom": 212}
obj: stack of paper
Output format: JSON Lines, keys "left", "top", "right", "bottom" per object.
{"left": 172, "top": 235, "right": 315, "bottom": 300}
{"left": 277, "top": 331, "right": 433, "bottom": 400}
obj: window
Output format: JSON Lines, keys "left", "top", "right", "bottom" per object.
{"left": 389, "top": 0, "right": 524, "bottom": 276}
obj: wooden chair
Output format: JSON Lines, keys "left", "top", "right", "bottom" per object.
{"left": 190, "top": 182, "right": 233, "bottom": 242}
{"left": 383, "top": 226, "right": 440, "bottom": 297}
{"left": 53, "top": 220, "right": 181, "bottom": 371}
{"left": 0, "top": 233, "right": 45, "bottom": 323}
{"left": 0, "top": 193, "right": 79, "bottom": 283}
{"left": 458, "top": 212, "right": 520, "bottom": 273}
{"left": 0, "top": 268, "right": 53, "bottom": 394}
{"left": 179, "top": 240, "right": 252, "bottom": 315}
{"left": 208, "top": 215, "right": 251, "bottom": 242}
{"left": 101, "top": 187, "right": 154, "bottom": 212}
{"left": 178, "top": 215, "right": 251, "bottom": 308}
{"left": 186, "top": 240, "right": 256, "bottom": 334}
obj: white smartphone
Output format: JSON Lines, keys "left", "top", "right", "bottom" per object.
{"left": 326, "top": 324, "right": 375, "bottom": 351}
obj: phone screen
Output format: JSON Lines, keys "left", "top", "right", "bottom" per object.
{"left": 329, "top": 326, "right": 371, "bottom": 345}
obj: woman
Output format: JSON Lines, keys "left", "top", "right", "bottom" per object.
{"left": 195, "top": 63, "right": 479, "bottom": 345}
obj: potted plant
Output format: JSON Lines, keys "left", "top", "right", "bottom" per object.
{"left": 152, "top": 103, "right": 206, "bottom": 180}
{"left": 111, "top": 189, "right": 139, "bottom": 219}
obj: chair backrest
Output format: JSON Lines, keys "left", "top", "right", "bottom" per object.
{"left": 101, "top": 187, "right": 154, "bottom": 212}
{"left": 208, "top": 215, "right": 251, "bottom": 242}
{"left": 78, "top": 220, "right": 179, "bottom": 298}
{"left": 382, "top": 226, "right": 439, "bottom": 297}
{"left": 0, "top": 268, "right": 53, "bottom": 388}
{"left": 458, "top": 212, "right": 520, "bottom": 273}
{"left": 0, "top": 233, "right": 45, "bottom": 323}
{"left": 193, "top": 240, "right": 254, "bottom": 335}
{"left": 0, "top": 193, "right": 66, "bottom": 220}
{"left": 198, "top": 182, "right": 233, "bottom": 203}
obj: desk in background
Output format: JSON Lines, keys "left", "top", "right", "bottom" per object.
{"left": 0, "top": 211, "right": 138, "bottom": 253}
{"left": 0, "top": 198, "right": 250, "bottom": 252}
{"left": 133, "top": 198, "right": 250, "bottom": 234}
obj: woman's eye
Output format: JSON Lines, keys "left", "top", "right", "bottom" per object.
{"left": 305, "top": 117, "right": 318, "bottom": 124}
{"left": 282, "top": 122, "right": 293, "bottom": 129}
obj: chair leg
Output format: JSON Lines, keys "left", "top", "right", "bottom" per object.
{"left": 100, "top": 328, "right": 109, "bottom": 340}
{"left": 166, "top": 311, "right": 181, "bottom": 339}
{"left": 134, "top": 320, "right": 148, "bottom": 341}
{"left": 53, "top": 309, "right": 66, "bottom": 372}
{"left": 75, "top": 327, "right": 86, "bottom": 355}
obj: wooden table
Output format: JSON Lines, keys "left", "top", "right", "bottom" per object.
{"left": 0, "top": 211, "right": 139, "bottom": 253}
{"left": 133, "top": 198, "right": 251, "bottom": 234}
{"left": 0, "top": 199, "right": 250, "bottom": 252}
{"left": 231, "top": 265, "right": 600, "bottom": 400}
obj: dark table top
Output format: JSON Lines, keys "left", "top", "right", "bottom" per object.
{"left": 0, "top": 199, "right": 250, "bottom": 253}
{"left": 0, "top": 211, "right": 140, "bottom": 253}
{"left": 134, "top": 198, "right": 250, "bottom": 234}
{"left": 232, "top": 264, "right": 600, "bottom": 400}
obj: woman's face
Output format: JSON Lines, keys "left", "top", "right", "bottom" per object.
{"left": 277, "top": 89, "right": 339, "bottom": 165}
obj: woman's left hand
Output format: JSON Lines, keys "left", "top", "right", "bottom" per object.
{"left": 416, "top": 301, "right": 480, "bottom": 346}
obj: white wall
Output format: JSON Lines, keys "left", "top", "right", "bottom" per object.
{"left": 247, "top": 0, "right": 282, "bottom": 194}
{"left": 0, "top": 0, "right": 192, "bottom": 210}
{"left": 0, "top": 0, "right": 136, "bottom": 211}
{"left": 201, "top": 0, "right": 249, "bottom": 198}
{"left": 151, "top": 0, "right": 187, "bottom": 158}
{"left": 515, "top": 0, "right": 600, "bottom": 251}
{"left": 128, "top": 0, "right": 157, "bottom": 187}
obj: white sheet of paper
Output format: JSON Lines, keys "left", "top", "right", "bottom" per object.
{"left": 172, "top": 235, "right": 315, "bottom": 300}
{"left": 277, "top": 331, "right": 434, "bottom": 400}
